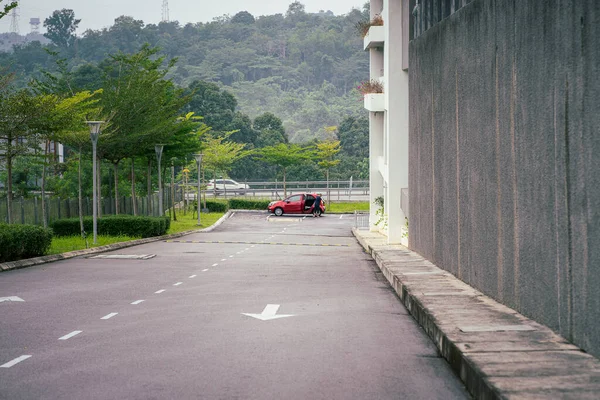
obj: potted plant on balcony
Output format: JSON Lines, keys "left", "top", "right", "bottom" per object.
{"left": 359, "top": 79, "right": 385, "bottom": 112}
{"left": 355, "top": 14, "right": 384, "bottom": 38}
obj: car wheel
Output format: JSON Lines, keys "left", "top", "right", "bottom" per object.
{"left": 274, "top": 207, "right": 284, "bottom": 216}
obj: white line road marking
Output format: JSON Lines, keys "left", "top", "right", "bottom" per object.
{"left": 340, "top": 215, "right": 343, "bottom": 219}
{"left": 212, "top": 263, "right": 218, "bottom": 267}
{"left": 1, "top": 355, "right": 31, "bottom": 368}
{"left": 101, "top": 313, "right": 118, "bottom": 320}
{"left": 245, "top": 248, "right": 249, "bottom": 251}
{"left": 236, "top": 251, "right": 241, "bottom": 254}
{"left": 221, "top": 258, "right": 226, "bottom": 261}
{"left": 251, "top": 245, "right": 255, "bottom": 248}
{"left": 131, "top": 300, "right": 145, "bottom": 305}
{"left": 155, "top": 289, "right": 166, "bottom": 294}
{"left": 59, "top": 330, "right": 82, "bottom": 340}
{"left": 202, "top": 269, "right": 209, "bottom": 272}
{"left": 189, "top": 275, "right": 197, "bottom": 278}
{"left": 230, "top": 212, "right": 236, "bottom": 218}
{"left": 173, "top": 282, "right": 183, "bottom": 286}
{"left": 229, "top": 255, "right": 234, "bottom": 258}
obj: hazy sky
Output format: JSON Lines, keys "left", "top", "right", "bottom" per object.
{"left": 0, "top": 0, "right": 366, "bottom": 34}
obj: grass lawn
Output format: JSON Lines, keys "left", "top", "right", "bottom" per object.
{"left": 167, "top": 211, "right": 224, "bottom": 234}
{"left": 48, "top": 211, "right": 225, "bottom": 255}
{"left": 49, "top": 235, "right": 138, "bottom": 255}
{"left": 327, "top": 201, "right": 369, "bottom": 213}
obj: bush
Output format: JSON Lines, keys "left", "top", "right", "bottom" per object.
{"left": 50, "top": 216, "right": 170, "bottom": 238}
{"left": 0, "top": 224, "right": 53, "bottom": 262}
{"left": 228, "top": 199, "right": 271, "bottom": 210}
{"left": 194, "top": 200, "right": 228, "bottom": 213}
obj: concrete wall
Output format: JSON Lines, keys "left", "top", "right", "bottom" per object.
{"left": 408, "top": 0, "right": 600, "bottom": 357}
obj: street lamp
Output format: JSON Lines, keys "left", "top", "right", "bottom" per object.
{"left": 194, "top": 153, "right": 203, "bottom": 226}
{"left": 155, "top": 144, "right": 165, "bottom": 216}
{"left": 86, "top": 121, "right": 104, "bottom": 245}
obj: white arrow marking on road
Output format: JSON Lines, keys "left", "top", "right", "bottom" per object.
{"left": 242, "top": 304, "right": 295, "bottom": 321}
{"left": 1, "top": 355, "right": 31, "bottom": 368}
{"left": 0, "top": 296, "right": 24, "bottom": 303}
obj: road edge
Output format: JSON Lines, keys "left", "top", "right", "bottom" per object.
{"left": 0, "top": 210, "right": 235, "bottom": 272}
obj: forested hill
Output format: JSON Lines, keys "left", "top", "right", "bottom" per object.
{"left": 0, "top": 3, "right": 369, "bottom": 144}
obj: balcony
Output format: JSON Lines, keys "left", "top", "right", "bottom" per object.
{"left": 364, "top": 26, "right": 384, "bottom": 50}
{"left": 364, "top": 93, "right": 385, "bottom": 112}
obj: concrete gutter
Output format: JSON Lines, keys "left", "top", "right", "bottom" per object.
{"left": 352, "top": 228, "right": 600, "bottom": 400}
{"left": 0, "top": 211, "right": 235, "bottom": 273}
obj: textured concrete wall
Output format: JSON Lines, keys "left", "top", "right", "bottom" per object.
{"left": 408, "top": 0, "right": 600, "bottom": 357}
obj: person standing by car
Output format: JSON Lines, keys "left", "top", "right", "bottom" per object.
{"left": 312, "top": 193, "right": 323, "bottom": 217}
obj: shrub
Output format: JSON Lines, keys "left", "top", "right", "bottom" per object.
{"left": 0, "top": 224, "right": 53, "bottom": 262}
{"left": 50, "top": 216, "right": 170, "bottom": 238}
{"left": 228, "top": 199, "right": 271, "bottom": 210}
{"left": 194, "top": 200, "right": 228, "bottom": 213}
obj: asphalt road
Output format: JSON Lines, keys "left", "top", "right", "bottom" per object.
{"left": 0, "top": 212, "right": 469, "bottom": 400}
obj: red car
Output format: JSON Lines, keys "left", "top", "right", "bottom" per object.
{"left": 268, "top": 193, "right": 326, "bottom": 216}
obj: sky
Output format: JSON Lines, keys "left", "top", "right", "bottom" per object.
{"left": 0, "top": 0, "right": 366, "bottom": 34}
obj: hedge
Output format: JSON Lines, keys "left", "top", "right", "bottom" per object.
{"left": 50, "top": 216, "right": 170, "bottom": 238}
{"left": 0, "top": 224, "right": 53, "bottom": 262}
{"left": 194, "top": 200, "right": 228, "bottom": 213}
{"left": 228, "top": 199, "right": 270, "bottom": 210}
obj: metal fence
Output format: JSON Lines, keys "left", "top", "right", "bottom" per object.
{"left": 354, "top": 211, "right": 370, "bottom": 229}
{"left": 197, "top": 180, "right": 370, "bottom": 201}
{"left": 0, "top": 185, "right": 183, "bottom": 226}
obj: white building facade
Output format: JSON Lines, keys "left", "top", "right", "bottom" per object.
{"left": 364, "top": 0, "right": 411, "bottom": 245}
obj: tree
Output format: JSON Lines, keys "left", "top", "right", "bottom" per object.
{"left": 258, "top": 143, "right": 311, "bottom": 197}
{"left": 231, "top": 11, "right": 255, "bottom": 25}
{"left": 202, "top": 133, "right": 252, "bottom": 196}
{"left": 314, "top": 140, "right": 341, "bottom": 202}
{"left": 0, "top": 1, "right": 17, "bottom": 20}
{"left": 99, "top": 45, "right": 190, "bottom": 214}
{"left": 44, "top": 9, "right": 81, "bottom": 48}
{"left": 185, "top": 81, "right": 237, "bottom": 132}
{"left": 254, "top": 112, "right": 287, "bottom": 147}
{"left": 0, "top": 90, "right": 46, "bottom": 223}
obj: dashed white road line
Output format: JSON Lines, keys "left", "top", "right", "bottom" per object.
{"left": 251, "top": 245, "right": 255, "bottom": 248}
{"left": 1, "top": 355, "right": 31, "bottom": 368}
{"left": 212, "top": 263, "right": 218, "bottom": 267}
{"left": 229, "top": 255, "right": 234, "bottom": 258}
{"left": 189, "top": 275, "right": 197, "bottom": 278}
{"left": 59, "top": 330, "right": 82, "bottom": 340}
{"left": 340, "top": 215, "right": 344, "bottom": 219}
{"left": 101, "top": 313, "right": 118, "bottom": 320}
{"left": 131, "top": 300, "right": 145, "bottom": 305}
{"left": 173, "top": 282, "right": 183, "bottom": 286}
{"left": 202, "top": 269, "right": 209, "bottom": 272}
{"left": 155, "top": 289, "right": 166, "bottom": 294}
{"left": 221, "top": 258, "right": 226, "bottom": 261}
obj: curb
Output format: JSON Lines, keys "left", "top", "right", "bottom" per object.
{"left": 352, "top": 228, "right": 600, "bottom": 400}
{"left": 0, "top": 211, "right": 236, "bottom": 273}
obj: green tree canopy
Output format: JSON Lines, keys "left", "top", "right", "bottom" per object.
{"left": 43, "top": 9, "right": 81, "bottom": 48}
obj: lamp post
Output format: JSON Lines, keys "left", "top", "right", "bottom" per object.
{"left": 86, "top": 121, "right": 104, "bottom": 245}
{"left": 155, "top": 144, "right": 165, "bottom": 216}
{"left": 194, "top": 153, "right": 203, "bottom": 226}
